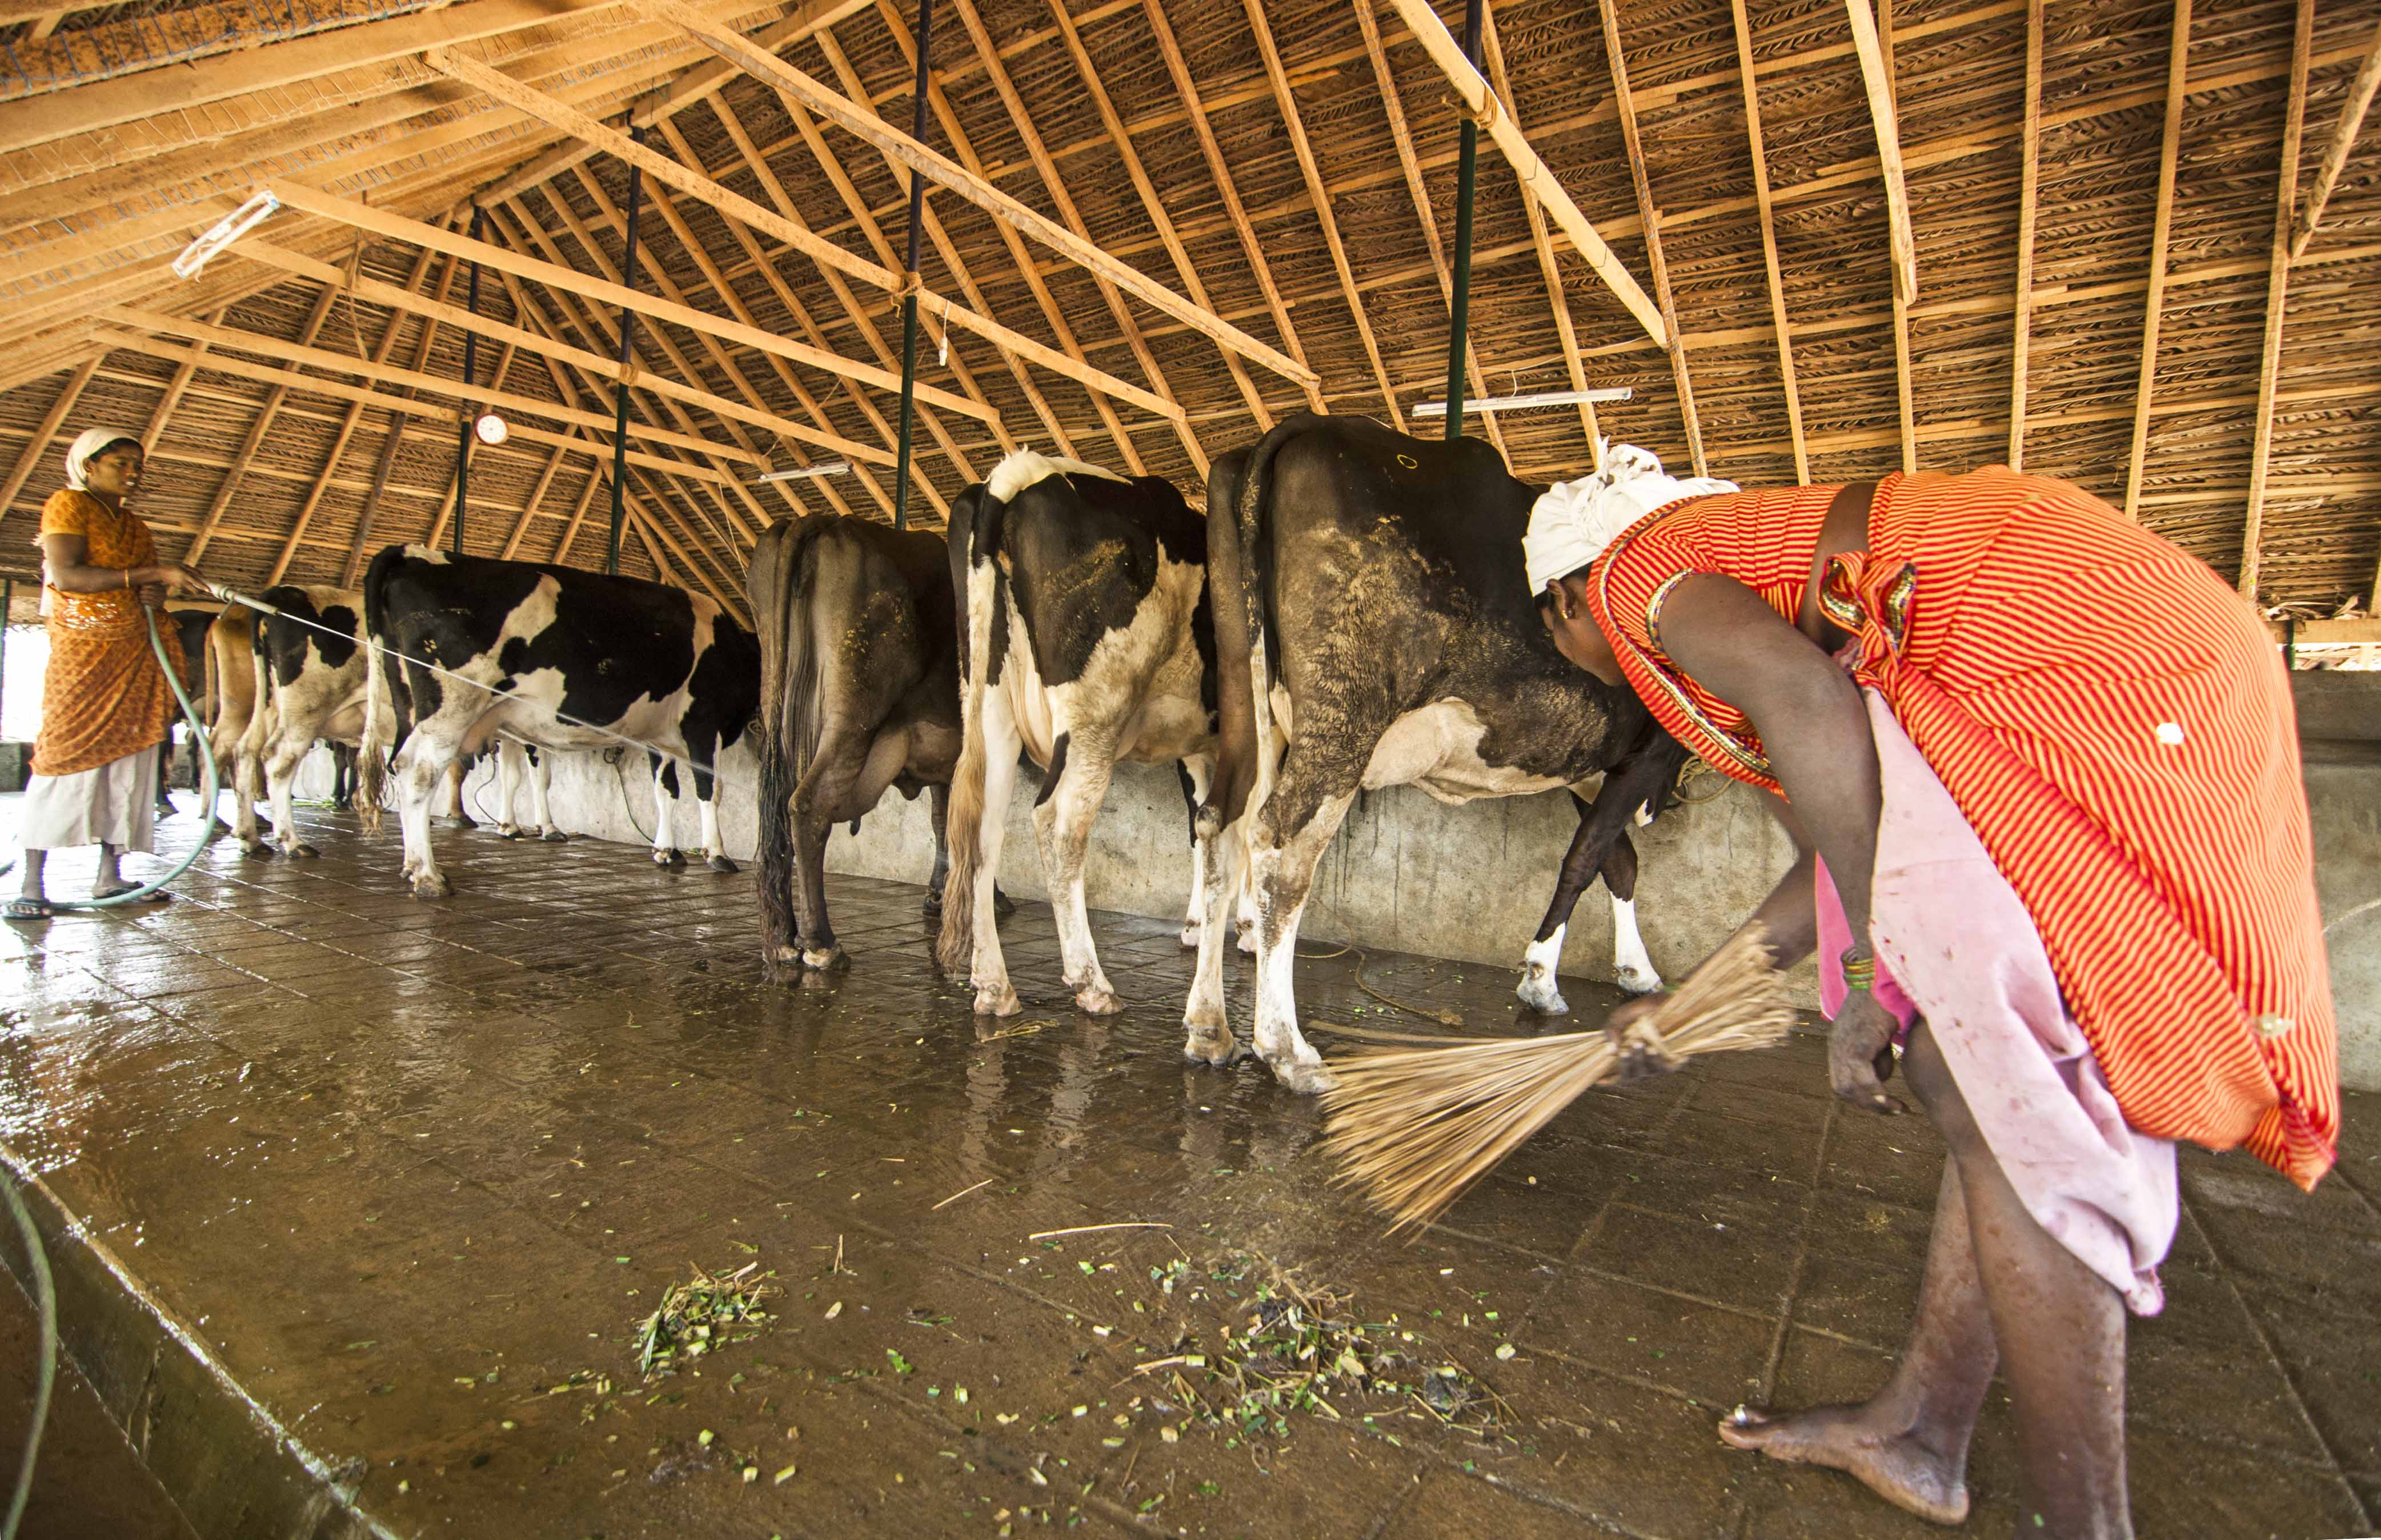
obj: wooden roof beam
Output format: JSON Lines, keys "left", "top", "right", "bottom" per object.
{"left": 258, "top": 177, "right": 992, "bottom": 423}
{"left": 175, "top": 282, "right": 343, "bottom": 565}
{"left": 1727, "top": 0, "right": 1807, "bottom": 482}
{"left": 2289, "top": 15, "right": 2381, "bottom": 262}
{"left": 945, "top": 0, "right": 1208, "bottom": 475}
{"left": 1358, "top": 0, "right": 1512, "bottom": 462}
{"left": 0, "top": 356, "right": 98, "bottom": 524}
{"left": 1594, "top": 0, "right": 1706, "bottom": 475}
{"left": 1386, "top": 0, "right": 1668, "bottom": 347}
{"left": 2239, "top": 0, "right": 2316, "bottom": 603}
{"left": 1873, "top": 0, "right": 1917, "bottom": 473}
{"left": 840, "top": 9, "right": 1144, "bottom": 473}
{"left": 431, "top": 47, "right": 1174, "bottom": 427}
{"left": 234, "top": 236, "right": 890, "bottom": 468}
{"left": 1240, "top": 0, "right": 1403, "bottom": 425}
{"left": 639, "top": 0, "right": 1317, "bottom": 392}
{"left": 103, "top": 304, "right": 768, "bottom": 470}
{"left": 1478, "top": 10, "right": 1585, "bottom": 466}
{"left": 2122, "top": 0, "right": 2193, "bottom": 520}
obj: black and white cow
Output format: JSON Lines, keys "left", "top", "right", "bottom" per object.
{"left": 747, "top": 512, "right": 975, "bottom": 977}
{"left": 359, "top": 546, "right": 759, "bottom": 898}
{"left": 1192, "top": 415, "right": 1688, "bottom": 1093}
{"left": 234, "top": 584, "right": 388, "bottom": 857}
{"left": 492, "top": 737, "right": 566, "bottom": 841}
{"left": 936, "top": 452, "right": 1220, "bottom": 1016}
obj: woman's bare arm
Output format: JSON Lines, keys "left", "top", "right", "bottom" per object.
{"left": 39, "top": 532, "right": 203, "bottom": 600}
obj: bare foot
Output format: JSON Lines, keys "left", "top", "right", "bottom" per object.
{"left": 1718, "top": 1405, "right": 1970, "bottom": 1527}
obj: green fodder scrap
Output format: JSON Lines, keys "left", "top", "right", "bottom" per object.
{"left": 633, "top": 1262, "right": 781, "bottom": 1379}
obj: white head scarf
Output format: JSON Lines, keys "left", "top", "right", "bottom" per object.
{"left": 1522, "top": 440, "right": 1737, "bottom": 595}
{"left": 63, "top": 427, "right": 142, "bottom": 491}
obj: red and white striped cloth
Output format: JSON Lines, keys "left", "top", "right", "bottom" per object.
{"left": 1588, "top": 468, "right": 2337, "bottom": 1190}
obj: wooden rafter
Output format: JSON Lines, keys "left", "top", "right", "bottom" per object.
{"left": 260, "top": 177, "right": 992, "bottom": 423}
{"left": 0, "top": 355, "right": 99, "bottom": 522}
{"left": 1727, "top": 0, "right": 1806, "bottom": 481}
{"left": 178, "top": 282, "right": 343, "bottom": 565}
{"left": 1241, "top": 0, "right": 1402, "bottom": 423}
{"left": 2290, "top": 15, "right": 2381, "bottom": 262}
{"left": 2007, "top": 0, "right": 2043, "bottom": 471}
{"left": 2121, "top": 0, "right": 2194, "bottom": 521}
{"left": 2238, "top": 0, "right": 2316, "bottom": 603}
{"left": 1042, "top": 0, "right": 1272, "bottom": 446}
{"left": 837, "top": 10, "right": 1144, "bottom": 472}
{"left": 1875, "top": 0, "right": 1917, "bottom": 473}
{"left": 945, "top": 0, "right": 1207, "bottom": 474}
{"left": 639, "top": 0, "right": 1318, "bottom": 392}
{"left": 1478, "top": 10, "right": 1586, "bottom": 467}
{"left": 1594, "top": 0, "right": 1706, "bottom": 475}
{"left": 1388, "top": 0, "right": 1669, "bottom": 347}
{"left": 1359, "top": 0, "right": 1513, "bottom": 461}
{"left": 1140, "top": 0, "right": 1327, "bottom": 419}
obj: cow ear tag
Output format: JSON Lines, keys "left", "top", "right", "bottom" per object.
{"left": 1396, "top": 454, "right": 1419, "bottom": 470}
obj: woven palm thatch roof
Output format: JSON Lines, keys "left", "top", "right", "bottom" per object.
{"left": 0, "top": 0, "right": 2374, "bottom": 629}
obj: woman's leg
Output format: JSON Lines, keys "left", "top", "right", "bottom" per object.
{"left": 95, "top": 842, "right": 122, "bottom": 890}
{"left": 1721, "top": 1149, "right": 1994, "bottom": 1524}
{"left": 16, "top": 851, "right": 45, "bottom": 904}
{"left": 1725, "top": 1022, "right": 2134, "bottom": 1534}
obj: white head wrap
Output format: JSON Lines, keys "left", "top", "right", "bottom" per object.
{"left": 63, "top": 427, "right": 142, "bottom": 491}
{"left": 1522, "top": 440, "right": 1737, "bottom": 595}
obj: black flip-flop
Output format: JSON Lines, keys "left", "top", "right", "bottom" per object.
{"left": 2, "top": 898, "right": 53, "bottom": 923}
{"left": 90, "top": 885, "right": 171, "bottom": 904}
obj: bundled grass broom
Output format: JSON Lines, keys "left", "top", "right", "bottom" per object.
{"left": 1322, "top": 931, "right": 1795, "bottom": 1232}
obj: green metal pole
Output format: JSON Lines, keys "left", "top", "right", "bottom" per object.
{"left": 451, "top": 205, "right": 485, "bottom": 556}
{"left": 607, "top": 131, "right": 647, "bottom": 575}
{"left": 891, "top": 0, "right": 936, "bottom": 532}
{"left": 1444, "top": 0, "right": 1486, "bottom": 442}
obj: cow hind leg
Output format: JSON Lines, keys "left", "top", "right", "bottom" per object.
{"left": 788, "top": 731, "right": 881, "bottom": 970}
{"left": 1177, "top": 757, "right": 1213, "bottom": 948}
{"left": 965, "top": 690, "right": 1027, "bottom": 1017}
{"left": 397, "top": 750, "right": 453, "bottom": 898}
{"left": 1033, "top": 729, "right": 1123, "bottom": 1016}
{"left": 266, "top": 740, "right": 317, "bottom": 857}
{"left": 496, "top": 740, "right": 527, "bottom": 839}
{"left": 1182, "top": 808, "right": 1250, "bottom": 1068}
{"left": 1246, "top": 785, "right": 1358, "bottom": 1095}
{"left": 692, "top": 755, "right": 736, "bottom": 873}
{"left": 649, "top": 756, "right": 686, "bottom": 870}
{"left": 438, "top": 761, "right": 475, "bottom": 829}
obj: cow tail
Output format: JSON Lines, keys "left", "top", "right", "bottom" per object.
{"left": 237, "top": 609, "right": 272, "bottom": 816}
{"left": 356, "top": 552, "right": 398, "bottom": 831}
{"left": 748, "top": 519, "right": 811, "bottom": 964}
{"left": 936, "top": 488, "right": 992, "bottom": 973}
{"left": 1203, "top": 421, "right": 1294, "bottom": 839}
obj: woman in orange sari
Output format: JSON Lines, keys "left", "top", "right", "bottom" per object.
{"left": 9, "top": 429, "right": 209, "bottom": 920}
{"left": 1526, "top": 450, "right": 2334, "bottom": 1536}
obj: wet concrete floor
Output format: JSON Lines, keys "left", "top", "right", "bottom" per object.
{"left": 0, "top": 802, "right": 2375, "bottom": 1539}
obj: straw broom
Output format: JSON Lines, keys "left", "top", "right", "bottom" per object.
{"left": 1321, "top": 930, "right": 1794, "bottom": 1233}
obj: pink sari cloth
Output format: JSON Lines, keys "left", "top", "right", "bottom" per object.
{"left": 1815, "top": 691, "right": 2176, "bottom": 1316}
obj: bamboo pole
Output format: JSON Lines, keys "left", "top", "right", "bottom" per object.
{"left": 2122, "top": 0, "right": 2193, "bottom": 521}
{"left": 1730, "top": 0, "right": 1806, "bottom": 481}
{"left": 1877, "top": 0, "right": 1917, "bottom": 474}
{"left": 0, "top": 356, "right": 100, "bottom": 522}
{"left": 2239, "top": 0, "right": 2315, "bottom": 603}
{"left": 2007, "top": 0, "right": 2043, "bottom": 471}
{"left": 893, "top": 0, "right": 935, "bottom": 530}
{"left": 1595, "top": 0, "right": 1705, "bottom": 474}
{"left": 1443, "top": 0, "right": 1485, "bottom": 442}
{"left": 1845, "top": 0, "right": 1917, "bottom": 308}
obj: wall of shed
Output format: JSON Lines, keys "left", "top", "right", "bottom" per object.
{"left": 276, "top": 671, "right": 2381, "bottom": 1090}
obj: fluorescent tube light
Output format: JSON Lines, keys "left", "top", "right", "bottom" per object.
{"left": 1410, "top": 386, "right": 1634, "bottom": 420}
{"left": 756, "top": 460, "right": 852, "bottom": 483}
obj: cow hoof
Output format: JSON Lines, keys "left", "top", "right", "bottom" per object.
{"left": 993, "top": 887, "right": 1017, "bottom": 920}
{"left": 1516, "top": 969, "right": 1569, "bottom": 1016}
{"left": 1075, "top": 983, "right": 1122, "bottom": 1016}
{"left": 800, "top": 945, "right": 846, "bottom": 970}
{"left": 287, "top": 843, "right": 320, "bottom": 861}
{"left": 1235, "top": 921, "right": 1257, "bottom": 956}
{"left": 411, "top": 872, "right": 454, "bottom": 900}
{"left": 707, "top": 854, "right": 740, "bottom": 875}
{"left": 1183, "top": 1025, "right": 1244, "bottom": 1068}
{"left": 1616, "top": 964, "right": 1664, "bottom": 996}
{"left": 655, "top": 849, "right": 687, "bottom": 871}
{"left": 1266, "top": 1054, "right": 1338, "bottom": 1096}
{"left": 1179, "top": 921, "right": 1201, "bottom": 949}
{"left": 239, "top": 841, "right": 270, "bottom": 860}
{"left": 498, "top": 827, "right": 524, "bottom": 841}
{"left": 921, "top": 892, "right": 943, "bottom": 921}
{"left": 541, "top": 829, "right": 569, "bottom": 843}
{"left": 439, "top": 815, "right": 476, "bottom": 832}
{"left": 972, "top": 981, "right": 1022, "bottom": 1017}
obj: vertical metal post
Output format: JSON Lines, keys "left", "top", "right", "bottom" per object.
{"left": 451, "top": 206, "right": 486, "bottom": 556}
{"left": 607, "top": 131, "right": 647, "bottom": 575}
{"left": 892, "top": 0, "right": 936, "bottom": 531}
{"left": 1443, "top": 0, "right": 1486, "bottom": 442}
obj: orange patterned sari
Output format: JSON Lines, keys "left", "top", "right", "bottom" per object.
{"left": 1588, "top": 468, "right": 2336, "bottom": 1190}
{"left": 31, "top": 488, "right": 183, "bottom": 779}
